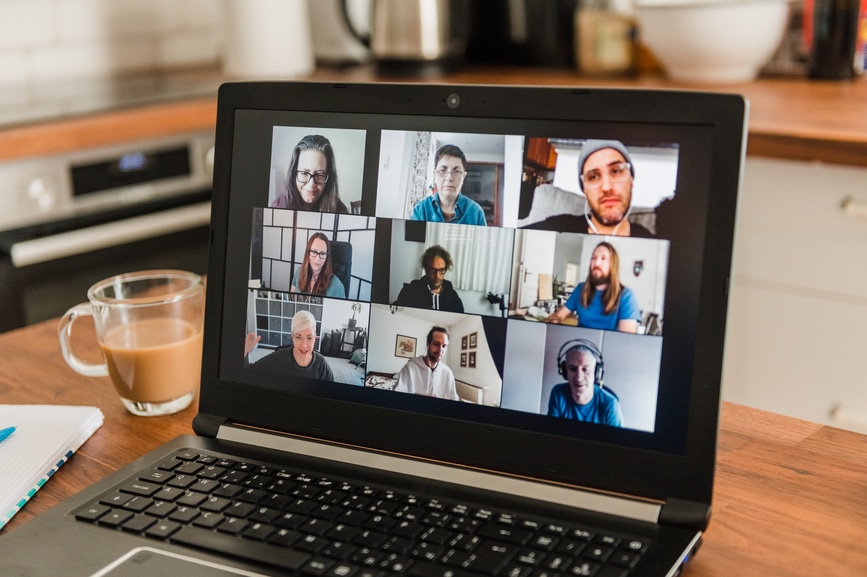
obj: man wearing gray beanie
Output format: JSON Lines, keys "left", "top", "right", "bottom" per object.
{"left": 524, "top": 139, "right": 653, "bottom": 237}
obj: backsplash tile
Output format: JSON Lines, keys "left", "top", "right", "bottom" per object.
{"left": 0, "top": 0, "right": 222, "bottom": 87}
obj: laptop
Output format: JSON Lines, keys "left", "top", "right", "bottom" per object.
{"left": 1, "top": 82, "right": 747, "bottom": 577}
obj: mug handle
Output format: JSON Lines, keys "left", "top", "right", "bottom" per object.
{"left": 57, "top": 303, "right": 109, "bottom": 377}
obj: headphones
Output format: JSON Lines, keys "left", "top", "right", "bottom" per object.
{"left": 557, "top": 339, "right": 604, "bottom": 385}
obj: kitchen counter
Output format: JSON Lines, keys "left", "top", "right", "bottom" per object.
{"left": 2, "top": 316, "right": 867, "bottom": 576}
{"left": 0, "top": 66, "right": 865, "bottom": 166}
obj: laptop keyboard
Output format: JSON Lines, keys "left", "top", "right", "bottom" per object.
{"left": 74, "top": 449, "right": 651, "bottom": 577}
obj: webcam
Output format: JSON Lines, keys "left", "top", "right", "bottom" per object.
{"left": 446, "top": 93, "right": 460, "bottom": 109}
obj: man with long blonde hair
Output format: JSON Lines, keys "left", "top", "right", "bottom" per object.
{"left": 544, "top": 241, "right": 640, "bottom": 333}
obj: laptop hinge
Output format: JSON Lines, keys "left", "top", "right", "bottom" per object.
{"left": 193, "top": 413, "right": 228, "bottom": 438}
{"left": 659, "top": 498, "right": 711, "bottom": 531}
{"left": 215, "top": 423, "right": 664, "bottom": 525}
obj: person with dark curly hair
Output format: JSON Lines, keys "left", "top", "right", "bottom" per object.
{"left": 394, "top": 245, "right": 464, "bottom": 312}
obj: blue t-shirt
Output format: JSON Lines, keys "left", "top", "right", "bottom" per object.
{"left": 547, "top": 383, "right": 622, "bottom": 426}
{"left": 410, "top": 193, "right": 487, "bottom": 226}
{"left": 292, "top": 268, "right": 346, "bottom": 298}
{"left": 564, "top": 282, "right": 640, "bottom": 330}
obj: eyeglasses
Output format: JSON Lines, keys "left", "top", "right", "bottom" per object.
{"left": 308, "top": 250, "right": 329, "bottom": 260}
{"left": 580, "top": 162, "right": 632, "bottom": 188}
{"left": 425, "top": 266, "right": 447, "bottom": 276}
{"left": 434, "top": 167, "right": 465, "bottom": 178}
{"left": 295, "top": 170, "right": 329, "bottom": 185}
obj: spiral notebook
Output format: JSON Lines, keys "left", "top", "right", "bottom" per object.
{"left": 0, "top": 404, "right": 103, "bottom": 530}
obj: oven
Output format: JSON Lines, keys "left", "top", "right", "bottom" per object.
{"left": 0, "top": 130, "right": 214, "bottom": 332}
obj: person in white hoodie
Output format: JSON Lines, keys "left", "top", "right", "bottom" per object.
{"left": 396, "top": 326, "right": 459, "bottom": 401}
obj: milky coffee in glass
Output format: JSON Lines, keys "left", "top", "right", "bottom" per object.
{"left": 59, "top": 270, "right": 204, "bottom": 416}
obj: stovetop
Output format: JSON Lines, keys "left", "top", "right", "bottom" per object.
{"left": 0, "top": 68, "right": 223, "bottom": 129}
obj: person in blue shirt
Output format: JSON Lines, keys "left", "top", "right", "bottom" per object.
{"left": 410, "top": 144, "right": 487, "bottom": 226}
{"left": 547, "top": 339, "right": 622, "bottom": 427}
{"left": 545, "top": 241, "right": 640, "bottom": 333}
{"left": 291, "top": 232, "right": 346, "bottom": 298}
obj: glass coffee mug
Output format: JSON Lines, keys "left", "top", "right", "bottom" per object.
{"left": 59, "top": 270, "right": 205, "bottom": 416}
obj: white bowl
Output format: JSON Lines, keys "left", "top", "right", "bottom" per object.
{"left": 635, "top": 0, "right": 790, "bottom": 84}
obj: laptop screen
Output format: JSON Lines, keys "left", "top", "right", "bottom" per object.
{"left": 202, "top": 83, "right": 746, "bottom": 505}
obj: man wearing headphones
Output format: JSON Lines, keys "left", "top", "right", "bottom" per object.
{"left": 547, "top": 339, "right": 623, "bottom": 426}
{"left": 523, "top": 139, "right": 654, "bottom": 238}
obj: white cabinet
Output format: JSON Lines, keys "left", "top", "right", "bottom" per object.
{"left": 723, "top": 157, "right": 867, "bottom": 432}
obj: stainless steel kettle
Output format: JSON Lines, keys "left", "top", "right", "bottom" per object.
{"left": 346, "top": 0, "right": 467, "bottom": 73}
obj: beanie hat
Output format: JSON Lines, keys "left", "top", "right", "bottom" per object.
{"left": 578, "top": 140, "right": 634, "bottom": 192}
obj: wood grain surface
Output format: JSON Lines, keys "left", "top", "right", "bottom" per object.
{"left": 0, "top": 317, "right": 865, "bottom": 576}
{"left": 0, "top": 67, "right": 865, "bottom": 166}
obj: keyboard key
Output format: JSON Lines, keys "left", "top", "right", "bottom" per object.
{"left": 515, "top": 550, "right": 545, "bottom": 566}
{"left": 140, "top": 469, "right": 175, "bottom": 484}
{"left": 169, "top": 506, "right": 200, "bottom": 524}
{"left": 468, "top": 541, "right": 517, "bottom": 574}
{"left": 145, "top": 501, "right": 177, "bottom": 518}
{"left": 323, "top": 540, "right": 357, "bottom": 560}
{"left": 191, "top": 511, "right": 224, "bottom": 529}
{"left": 175, "top": 461, "right": 204, "bottom": 475}
{"left": 76, "top": 503, "right": 110, "bottom": 522}
{"left": 243, "top": 522, "right": 276, "bottom": 541}
{"left": 177, "top": 491, "right": 208, "bottom": 508}
{"left": 328, "top": 562, "right": 360, "bottom": 577}
{"left": 145, "top": 520, "right": 181, "bottom": 539}
{"left": 608, "top": 551, "right": 640, "bottom": 569}
{"left": 500, "top": 564, "right": 533, "bottom": 577}
{"left": 201, "top": 496, "right": 232, "bottom": 512}
{"left": 120, "top": 496, "right": 152, "bottom": 513}
{"left": 582, "top": 545, "right": 612, "bottom": 563}
{"left": 567, "top": 561, "right": 601, "bottom": 576}
{"left": 478, "top": 524, "right": 532, "bottom": 545}
{"left": 99, "top": 492, "right": 131, "bottom": 507}
{"left": 122, "top": 514, "right": 156, "bottom": 533}
{"left": 303, "top": 557, "right": 334, "bottom": 576}
{"left": 167, "top": 474, "right": 198, "bottom": 489}
{"left": 217, "top": 517, "right": 249, "bottom": 535}
{"left": 267, "top": 527, "right": 303, "bottom": 547}
{"left": 120, "top": 481, "right": 160, "bottom": 497}
{"left": 172, "top": 525, "right": 310, "bottom": 571}
{"left": 198, "top": 465, "right": 228, "bottom": 479}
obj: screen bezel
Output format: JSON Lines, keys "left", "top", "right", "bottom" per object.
{"left": 200, "top": 82, "right": 747, "bottom": 508}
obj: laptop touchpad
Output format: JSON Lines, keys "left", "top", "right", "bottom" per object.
{"left": 91, "top": 547, "right": 269, "bottom": 577}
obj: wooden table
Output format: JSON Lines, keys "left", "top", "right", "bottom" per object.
{"left": 1, "top": 318, "right": 866, "bottom": 576}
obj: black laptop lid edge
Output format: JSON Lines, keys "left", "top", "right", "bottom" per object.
{"left": 199, "top": 82, "right": 748, "bottom": 525}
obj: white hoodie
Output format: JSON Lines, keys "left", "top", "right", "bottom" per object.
{"left": 396, "top": 355, "right": 459, "bottom": 401}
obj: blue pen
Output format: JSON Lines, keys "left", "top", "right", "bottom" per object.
{"left": 0, "top": 426, "right": 15, "bottom": 443}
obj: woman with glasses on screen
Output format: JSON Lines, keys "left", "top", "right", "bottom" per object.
{"left": 292, "top": 232, "right": 346, "bottom": 298}
{"left": 271, "top": 134, "right": 349, "bottom": 214}
{"left": 410, "top": 144, "right": 486, "bottom": 226}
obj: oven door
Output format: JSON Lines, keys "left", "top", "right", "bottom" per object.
{"left": 0, "top": 196, "right": 212, "bottom": 333}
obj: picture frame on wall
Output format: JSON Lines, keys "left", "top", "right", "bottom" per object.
{"left": 469, "top": 332, "right": 477, "bottom": 348}
{"left": 462, "top": 336, "right": 468, "bottom": 350}
{"left": 469, "top": 351, "right": 476, "bottom": 368}
{"left": 394, "top": 334, "right": 416, "bottom": 358}
{"left": 461, "top": 353, "right": 467, "bottom": 367}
